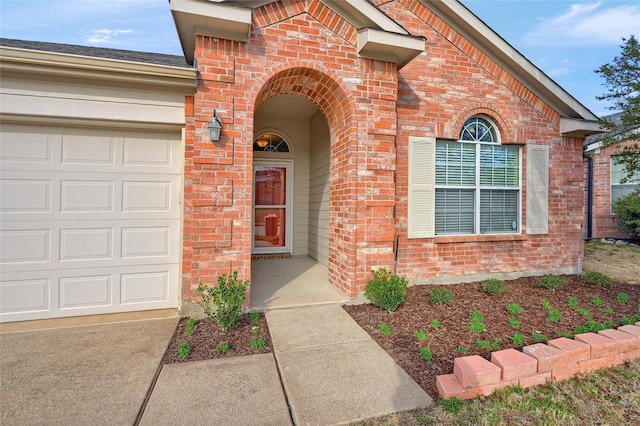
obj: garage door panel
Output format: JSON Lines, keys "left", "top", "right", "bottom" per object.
{"left": 60, "top": 228, "right": 113, "bottom": 261}
{"left": 0, "top": 278, "right": 50, "bottom": 313}
{"left": 62, "top": 134, "right": 117, "bottom": 165}
{"left": 61, "top": 180, "right": 114, "bottom": 212}
{"left": 1, "top": 264, "right": 179, "bottom": 322}
{"left": 122, "top": 226, "right": 170, "bottom": 258}
{"left": 121, "top": 271, "right": 168, "bottom": 304}
{"left": 0, "top": 179, "right": 51, "bottom": 212}
{"left": 0, "top": 229, "right": 51, "bottom": 263}
{"left": 59, "top": 275, "right": 112, "bottom": 309}
{"left": 0, "top": 125, "right": 181, "bottom": 322}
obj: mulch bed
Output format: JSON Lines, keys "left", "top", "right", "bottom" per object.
{"left": 162, "top": 275, "right": 639, "bottom": 401}
{"left": 343, "top": 275, "right": 640, "bottom": 399}
{"left": 162, "top": 314, "right": 272, "bottom": 364}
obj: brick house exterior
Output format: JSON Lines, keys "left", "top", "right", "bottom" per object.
{"left": 170, "top": 0, "right": 601, "bottom": 305}
{"left": 584, "top": 138, "right": 639, "bottom": 240}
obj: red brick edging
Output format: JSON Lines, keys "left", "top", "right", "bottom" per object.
{"left": 436, "top": 322, "right": 640, "bottom": 400}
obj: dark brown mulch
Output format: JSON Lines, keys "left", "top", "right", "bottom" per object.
{"left": 162, "top": 313, "right": 272, "bottom": 364}
{"left": 343, "top": 275, "right": 640, "bottom": 400}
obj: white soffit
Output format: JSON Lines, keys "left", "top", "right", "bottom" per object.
{"left": 321, "top": 0, "right": 408, "bottom": 34}
{"left": 358, "top": 29, "right": 425, "bottom": 69}
{"left": 170, "top": 0, "right": 252, "bottom": 64}
{"left": 424, "top": 0, "right": 599, "bottom": 124}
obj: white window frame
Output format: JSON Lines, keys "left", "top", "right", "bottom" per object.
{"left": 610, "top": 158, "right": 640, "bottom": 214}
{"left": 434, "top": 139, "right": 522, "bottom": 235}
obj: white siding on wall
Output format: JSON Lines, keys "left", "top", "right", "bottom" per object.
{"left": 308, "top": 112, "right": 330, "bottom": 266}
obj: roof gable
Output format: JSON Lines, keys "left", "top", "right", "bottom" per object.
{"left": 170, "top": 0, "right": 424, "bottom": 68}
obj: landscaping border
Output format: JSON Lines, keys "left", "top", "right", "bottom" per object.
{"left": 436, "top": 322, "right": 640, "bottom": 399}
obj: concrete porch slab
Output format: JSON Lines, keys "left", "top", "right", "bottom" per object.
{"left": 250, "top": 257, "right": 349, "bottom": 310}
{"left": 140, "top": 354, "right": 291, "bottom": 425}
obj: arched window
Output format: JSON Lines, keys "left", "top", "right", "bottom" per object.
{"left": 434, "top": 115, "right": 520, "bottom": 235}
{"left": 460, "top": 116, "right": 499, "bottom": 143}
{"left": 253, "top": 133, "right": 290, "bottom": 152}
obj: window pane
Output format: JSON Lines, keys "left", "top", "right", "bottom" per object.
{"left": 435, "top": 141, "right": 475, "bottom": 186}
{"left": 611, "top": 159, "right": 640, "bottom": 184}
{"left": 480, "top": 145, "right": 519, "bottom": 187}
{"left": 435, "top": 189, "right": 475, "bottom": 234}
{"left": 254, "top": 167, "right": 286, "bottom": 205}
{"left": 254, "top": 208, "right": 286, "bottom": 248}
{"left": 611, "top": 184, "right": 639, "bottom": 206}
{"left": 480, "top": 190, "right": 518, "bottom": 233}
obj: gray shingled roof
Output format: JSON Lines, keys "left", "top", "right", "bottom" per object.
{"left": 0, "top": 38, "right": 190, "bottom": 68}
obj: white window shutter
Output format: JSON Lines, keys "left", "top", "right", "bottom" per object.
{"left": 408, "top": 136, "right": 435, "bottom": 238}
{"left": 526, "top": 145, "right": 549, "bottom": 234}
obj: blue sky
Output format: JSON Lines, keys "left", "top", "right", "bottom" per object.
{"left": 1, "top": 0, "right": 638, "bottom": 117}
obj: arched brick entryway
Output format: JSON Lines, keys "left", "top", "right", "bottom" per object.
{"left": 252, "top": 65, "right": 358, "bottom": 296}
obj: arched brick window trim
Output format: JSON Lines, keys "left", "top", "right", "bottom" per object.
{"left": 452, "top": 106, "right": 513, "bottom": 143}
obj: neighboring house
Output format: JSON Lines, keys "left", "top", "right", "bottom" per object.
{"left": 1, "top": 0, "right": 603, "bottom": 322}
{"left": 0, "top": 39, "right": 195, "bottom": 322}
{"left": 584, "top": 113, "right": 640, "bottom": 240}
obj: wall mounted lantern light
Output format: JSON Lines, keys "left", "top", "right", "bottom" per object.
{"left": 208, "top": 110, "right": 222, "bottom": 141}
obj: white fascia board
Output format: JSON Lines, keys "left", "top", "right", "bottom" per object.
{"left": 0, "top": 47, "right": 196, "bottom": 91}
{"left": 171, "top": 0, "right": 252, "bottom": 64}
{"left": 560, "top": 117, "right": 603, "bottom": 138}
{"left": 321, "top": 0, "right": 407, "bottom": 34}
{"left": 424, "top": 0, "right": 598, "bottom": 121}
{"left": 358, "top": 28, "right": 425, "bottom": 69}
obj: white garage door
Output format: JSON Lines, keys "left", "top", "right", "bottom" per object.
{"left": 0, "top": 124, "right": 182, "bottom": 322}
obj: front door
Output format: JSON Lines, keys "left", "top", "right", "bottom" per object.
{"left": 252, "top": 160, "right": 292, "bottom": 254}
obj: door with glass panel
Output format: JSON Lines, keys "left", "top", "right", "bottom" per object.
{"left": 252, "top": 160, "right": 292, "bottom": 253}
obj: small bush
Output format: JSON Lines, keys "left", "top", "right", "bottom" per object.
{"left": 482, "top": 278, "right": 506, "bottom": 295}
{"left": 617, "top": 292, "right": 629, "bottom": 303}
{"left": 538, "top": 275, "right": 568, "bottom": 290}
{"left": 177, "top": 343, "right": 191, "bottom": 359}
{"left": 510, "top": 333, "right": 525, "bottom": 346}
{"left": 364, "top": 268, "right": 408, "bottom": 312}
{"left": 197, "top": 272, "right": 248, "bottom": 331}
{"left": 428, "top": 288, "right": 454, "bottom": 305}
{"left": 379, "top": 323, "right": 392, "bottom": 335}
{"left": 548, "top": 309, "right": 562, "bottom": 323}
{"left": 414, "top": 330, "right": 427, "bottom": 341}
{"left": 612, "top": 190, "right": 640, "bottom": 238}
{"left": 581, "top": 271, "right": 614, "bottom": 287}
{"left": 419, "top": 347, "right": 433, "bottom": 361}
{"left": 430, "top": 319, "right": 441, "bottom": 329}
{"left": 507, "top": 303, "right": 524, "bottom": 315}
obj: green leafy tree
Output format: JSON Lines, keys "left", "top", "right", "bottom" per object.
{"left": 595, "top": 36, "right": 640, "bottom": 183}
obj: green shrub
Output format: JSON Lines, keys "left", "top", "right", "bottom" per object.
{"left": 617, "top": 292, "right": 629, "bottom": 303}
{"left": 364, "top": 268, "right": 408, "bottom": 312}
{"left": 482, "top": 278, "right": 506, "bottom": 295}
{"left": 581, "top": 271, "right": 614, "bottom": 287}
{"left": 507, "top": 303, "right": 524, "bottom": 315}
{"left": 419, "top": 347, "right": 433, "bottom": 361}
{"left": 612, "top": 190, "right": 640, "bottom": 238}
{"left": 379, "top": 323, "right": 392, "bottom": 335}
{"left": 197, "top": 272, "right": 248, "bottom": 331}
{"left": 538, "top": 275, "right": 568, "bottom": 290}
{"left": 428, "top": 288, "right": 454, "bottom": 305}
{"left": 548, "top": 309, "right": 562, "bottom": 323}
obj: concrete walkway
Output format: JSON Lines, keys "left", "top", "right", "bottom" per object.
{"left": 1, "top": 305, "right": 432, "bottom": 426}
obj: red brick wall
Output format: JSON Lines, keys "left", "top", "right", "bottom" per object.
{"left": 181, "top": 0, "right": 588, "bottom": 303}
{"left": 384, "top": 0, "right": 585, "bottom": 282}
{"left": 589, "top": 143, "right": 635, "bottom": 239}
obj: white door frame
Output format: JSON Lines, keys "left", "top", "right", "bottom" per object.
{"left": 252, "top": 159, "right": 293, "bottom": 254}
